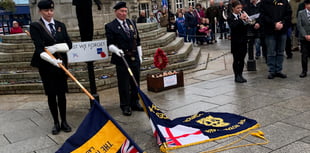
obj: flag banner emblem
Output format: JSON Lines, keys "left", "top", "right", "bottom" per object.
{"left": 138, "top": 88, "right": 260, "bottom": 152}
{"left": 161, "top": 0, "right": 168, "bottom": 8}
{"left": 56, "top": 101, "right": 144, "bottom": 153}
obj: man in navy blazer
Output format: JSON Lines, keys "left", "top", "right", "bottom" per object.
{"left": 105, "top": 2, "right": 143, "bottom": 116}
{"left": 297, "top": 0, "right": 310, "bottom": 77}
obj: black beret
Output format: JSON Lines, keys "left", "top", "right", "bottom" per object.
{"left": 113, "top": 2, "right": 127, "bottom": 10}
{"left": 305, "top": 0, "right": 310, "bottom": 4}
{"left": 38, "top": 0, "right": 54, "bottom": 10}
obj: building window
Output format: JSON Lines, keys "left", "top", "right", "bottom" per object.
{"left": 188, "top": 0, "right": 195, "bottom": 7}
{"left": 139, "top": 3, "right": 150, "bottom": 17}
{"left": 176, "top": 0, "right": 183, "bottom": 9}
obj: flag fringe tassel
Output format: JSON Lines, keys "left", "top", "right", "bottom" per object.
{"left": 159, "top": 123, "right": 268, "bottom": 153}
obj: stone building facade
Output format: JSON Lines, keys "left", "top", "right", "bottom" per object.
{"left": 28, "top": 0, "right": 215, "bottom": 31}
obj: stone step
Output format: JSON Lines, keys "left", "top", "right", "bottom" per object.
{"left": 143, "top": 37, "right": 184, "bottom": 57}
{"left": 0, "top": 45, "right": 201, "bottom": 94}
{"left": 0, "top": 23, "right": 158, "bottom": 44}
{"left": 0, "top": 42, "right": 192, "bottom": 83}
{"left": 0, "top": 61, "right": 35, "bottom": 72}
{"left": 136, "top": 22, "right": 158, "bottom": 33}
{"left": 0, "top": 33, "right": 178, "bottom": 71}
{"left": 139, "top": 27, "right": 166, "bottom": 41}
{"left": 0, "top": 31, "right": 176, "bottom": 64}
{"left": 141, "top": 32, "right": 176, "bottom": 50}
{"left": 0, "top": 52, "right": 33, "bottom": 62}
{"left": 0, "top": 43, "right": 34, "bottom": 53}
{"left": 0, "top": 26, "right": 166, "bottom": 62}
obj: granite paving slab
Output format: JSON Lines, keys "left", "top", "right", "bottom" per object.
{"left": 282, "top": 111, "right": 310, "bottom": 130}
{"left": 275, "top": 95, "right": 310, "bottom": 112}
{"left": 242, "top": 105, "right": 301, "bottom": 127}
{"left": 0, "top": 136, "right": 56, "bottom": 153}
{"left": 251, "top": 122, "right": 310, "bottom": 150}
{"left": 0, "top": 135, "right": 9, "bottom": 147}
{"left": 270, "top": 141, "right": 310, "bottom": 153}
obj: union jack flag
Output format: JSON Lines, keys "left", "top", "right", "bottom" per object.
{"left": 119, "top": 139, "right": 140, "bottom": 153}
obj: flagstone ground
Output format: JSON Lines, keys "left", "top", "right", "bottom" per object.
{"left": 0, "top": 39, "right": 310, "bottom": 153}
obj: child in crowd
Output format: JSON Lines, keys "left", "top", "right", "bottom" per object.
{"left": 167, "top": 16, "right": 177, "bottom": 33}
{"left": 176, "top": 12, "right": 186, "bottom": 42}
{"left": 197, "top": 18, "right": 212, "bottom": 45}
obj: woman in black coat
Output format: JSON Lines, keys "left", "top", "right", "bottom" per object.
{"left": 227, "top": 0, "right": 249, "bottom": 83}
{"left": 30, "top": 0, "right": 72, "bottom": 135}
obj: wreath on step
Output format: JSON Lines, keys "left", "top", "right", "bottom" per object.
{"left": 154, "top": 48, "right": 168, "bottom": 70}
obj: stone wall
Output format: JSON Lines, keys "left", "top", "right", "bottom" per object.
{"left": 29, "top": 0, "right": 140, "bottom": 31}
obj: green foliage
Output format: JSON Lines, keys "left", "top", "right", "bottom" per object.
{"left": 0, "top": 0, "right": 16, "bottom": 12}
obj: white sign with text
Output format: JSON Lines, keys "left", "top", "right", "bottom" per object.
{"left": 67, "top": 40, "right": 109, "bottom": 63}
{"left": 163, "top": 75, "right": 177, "bottom": 87}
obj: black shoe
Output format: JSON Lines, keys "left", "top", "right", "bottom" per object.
{"left": 300, "top": 72, "right": 307, "bottom": 78}
{"left": 287, "top": 55, "right": 292, "bottom": 59}
{"left": 275, "top": 72, "right": 287, "bottom": 78}
{"left": 292, "top": 47, "right": 299, "bottom": 51}
{"left": 122, "top": 107, "right": 132, "bottom": 116}
{"left": 52, "top": 123, "right": 60, "bottom": 135}
{"left": 268, "top": 73, "right": 275, "bottom": 79}
{"left": 235, "top": 75, "right": 244, "bottom": 83}
{"left": 219, "top": 36, "right": 223, "bottom": 39}
{"left": 240, "top": 75, "right": 247, "bottom": 82}
{"left": 132, "top": 104, "right": 144, "bottom": 111}
{"left": 61, "top": 121, "right": 72, "bottom": 132}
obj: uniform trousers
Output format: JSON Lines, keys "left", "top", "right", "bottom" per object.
{"left": 301, "top": 40, "right": 310, "bottom": 72}
{"left": 116, "top": 61, "right": 140, "bottom": 110}
{"left": 232, "top": 42, "right": 247, "bottom": 76}
{"left": 39, "top": 66, "right": 68, "bottom": 124}
{"left": 47, "top": 94, "right": 67, "bottom": 124}
{"left": 75, "top": 5, "right": 93, "bottom": 41}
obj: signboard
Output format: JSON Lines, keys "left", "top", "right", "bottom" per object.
{"left": 67, "top": 40, "right": 109, "bottom": 63}
{"left": 13, "top": 0, "right": 29, "bottom": 4}
{"left": 163, "top": 74, "right": 177, "bottom": 87}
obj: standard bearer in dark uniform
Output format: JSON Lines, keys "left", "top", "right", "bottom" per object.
{"left": 30, "top": 0, "right": 72, "bottom": 135}
{"left": 105, "top": 2, "right": 144, "bottom": 116}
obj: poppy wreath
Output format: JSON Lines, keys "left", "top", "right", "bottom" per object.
{"left": 154, "top": 48, "right": 168, "bottom": 70}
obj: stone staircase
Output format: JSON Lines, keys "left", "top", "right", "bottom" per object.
{"left": 0, "top": 22, "right": 201, "bottom": 94}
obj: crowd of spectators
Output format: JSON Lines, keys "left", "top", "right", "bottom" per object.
{"left": 134, "top": 0, "right": 310, "bottom": 81}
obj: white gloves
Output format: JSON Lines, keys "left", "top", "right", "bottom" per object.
{"left": 40, "top": 52, "right": 62, "bottom": 68}
{"left": 108, "top": 44, "right": 124, "bottom": 57}
{"left": 137, "top": 46, "right": 143, "bottom": 64}
{"left": 45, "top": 43, "right": 69, "bottom": 54}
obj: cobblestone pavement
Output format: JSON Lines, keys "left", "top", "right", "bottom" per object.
{"left": 1, "top": 39, "right": 310, "bottom": 153}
